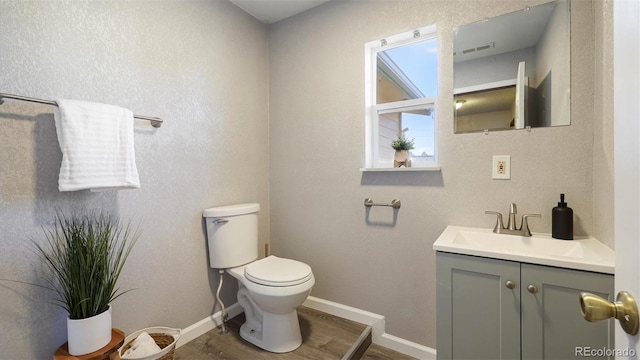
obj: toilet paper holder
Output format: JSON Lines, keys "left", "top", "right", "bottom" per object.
{"left": 364, "top": 198, "right": 401, "bottom": 209}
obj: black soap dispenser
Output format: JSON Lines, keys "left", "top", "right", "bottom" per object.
{"left": 552, "top": 194, "right": 573, "bottom": 240}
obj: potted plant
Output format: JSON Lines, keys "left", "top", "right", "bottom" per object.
{"left": 391, "top": 134, "right": 415, "bottom": 167}
{"left": 34, "top": 210, "right": 140, "bottom": 355}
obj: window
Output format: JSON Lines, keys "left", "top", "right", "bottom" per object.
{"left": 364, "top": 25, "right": 439, "bottom": 170}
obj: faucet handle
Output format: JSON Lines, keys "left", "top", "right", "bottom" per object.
{"left": 509, "top": 203, "right": 517, "bottom": 214}
{"left": 485, "top": 211, "right": 504, "bottom": 232}
{"left": 521, "top": 214, "right": 542, "bottom": 236}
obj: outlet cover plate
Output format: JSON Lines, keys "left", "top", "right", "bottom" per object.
{"left": 492, "top": 155, "right": 511, "bottom": 180}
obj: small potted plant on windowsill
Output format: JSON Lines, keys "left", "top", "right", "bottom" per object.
{"left": 391, "top": 134, "right": 414, "bottom": 168}
{"left": 34, "top": 210, "right": 140, "bottom": 356}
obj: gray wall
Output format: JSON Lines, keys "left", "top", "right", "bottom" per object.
{"left": 0, "top": 0, "right": 613, "bottom": 357}
{"left": 592, "top": 0, "right": 614, "bottom": 252}
{"left": 269, "top": 0, "right": 610, "bottom": 348}
{"left": 0, "top": 1, "right": 269, "bottom": 358}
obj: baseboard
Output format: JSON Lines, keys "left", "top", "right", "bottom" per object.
{"left": 376, "top": 333, "right": 437, "bottom": 359}
{"left": 176, "top": 302, "right": 243, "bottom": 348}
{"left": 178, "top": 297, "right": 436, "bottom": 359}
{"left": 302, "top": 296, "right": 386, "bottom": 338}
{"left": 303, "top": 296, "right": 437, "bottom": 359}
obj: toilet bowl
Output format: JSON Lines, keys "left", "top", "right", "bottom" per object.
{"left": 203, "top": 203, "right": 315, "bottom": 353}
{"left": 227, "top": 255, "right": 314, "bottom": 353}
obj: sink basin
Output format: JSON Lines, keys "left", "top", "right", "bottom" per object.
{"left": 433, "top": 226, "right": 614, "bottom": 273}
{"left": 453, "top": 230, "right": 589, "bottom": 258}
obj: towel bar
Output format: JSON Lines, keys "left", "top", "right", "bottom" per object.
{"left": 364, "top": 198, "right": 401, "bottom": 209}
{"left": 0, "top": 92, "right": 163, "bottom": 128}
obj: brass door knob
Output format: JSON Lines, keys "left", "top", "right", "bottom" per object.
{"left": 580, "top": 291, "right": 639, "bottom": 335}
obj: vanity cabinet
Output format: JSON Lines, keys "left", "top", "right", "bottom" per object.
{"left": 436, "top": 252, "right": 614, "bottom": 360}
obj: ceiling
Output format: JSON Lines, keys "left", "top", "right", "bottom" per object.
{"left": 229, "top": 0, "right": 332, "bottom": 24}
{"left": 453, "top": 1, "right": 555, "bottom": 63}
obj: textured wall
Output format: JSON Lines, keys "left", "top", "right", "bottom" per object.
{"left": 0, "top": 1, "right": 268, "bottom": 358}
{"left": 0, "top": 0, "right": 613, "bottom": 357}
{"left": 592, "top": 0, "right": 614, "bottom": 251}
{"left": 269, "top": 0, "right": 607, "bottom": 348}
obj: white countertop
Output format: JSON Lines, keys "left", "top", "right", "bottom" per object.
{"left": 433, "top": 225, "right": 615, "bottom": 274}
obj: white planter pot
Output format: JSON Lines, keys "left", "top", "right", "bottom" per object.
{"left": 393, "top": 150, "right": 411, "bottom": 167}
{"left": 394, "top": 150, "right": 409, "bottom": 162}
{"left": 67, "top": 305, "right": 112, "bottom": 355}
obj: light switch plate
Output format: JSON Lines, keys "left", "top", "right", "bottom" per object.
{"left": 492, "top": 155, "right": 510, "bottom": 180}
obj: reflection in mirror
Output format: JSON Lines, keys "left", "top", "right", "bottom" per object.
{"left": 455, "top": 86, "right": 516, "bottom": 133}
{"left": 453, "top": 0, "right": 570, "bottom": 133}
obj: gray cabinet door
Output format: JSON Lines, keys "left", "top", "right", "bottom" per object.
{"left": 437, "top": 252, "right": 521, "bottom": 359}
{"left": 520, "top": 264, "right": 614, "bottom": 360}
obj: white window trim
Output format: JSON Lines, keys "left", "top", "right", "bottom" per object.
{"left": 364, "top": 24, "right": 440, "bottom": 171}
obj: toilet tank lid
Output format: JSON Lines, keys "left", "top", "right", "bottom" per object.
{"left": 203, "top": 203, "right": 260, "bottom": 217}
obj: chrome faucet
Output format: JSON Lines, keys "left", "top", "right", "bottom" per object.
{"left": 506, "top": 203, "right": 517, "bottom": 230}
{"left": 485, "top": 203, "right": 541, "bottom": 236}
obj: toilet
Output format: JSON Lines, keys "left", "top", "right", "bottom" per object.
{"left": 203, "top": 203, "right": 314, "bottom": 353}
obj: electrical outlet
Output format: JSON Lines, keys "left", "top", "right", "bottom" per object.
{"left": 492, "top": 155, "right": 510, "bottom": 180}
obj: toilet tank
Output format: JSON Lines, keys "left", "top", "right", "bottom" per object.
{"left": 203, "top": 203, "right": 260, "bottom": 269}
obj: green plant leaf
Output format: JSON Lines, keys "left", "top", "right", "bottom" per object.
{"left": 32, "top": 210, "right": 140, "bottom": 319}
{"left": 390, "top": 134, "right": 415, "bottom": 151}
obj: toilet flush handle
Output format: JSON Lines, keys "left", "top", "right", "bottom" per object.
{"left": 213, "top": 219, "right": 229, "bottom": 225}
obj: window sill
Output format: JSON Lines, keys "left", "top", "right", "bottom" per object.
{"left": 360, "top": 165, "right": 441, "bottom": 172}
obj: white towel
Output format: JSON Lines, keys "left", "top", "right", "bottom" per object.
{"left": 54, "top": 99, "right": 140, "bottom": 191}
{"left": 121, "top": 332, "right": 161, "bottom": 358}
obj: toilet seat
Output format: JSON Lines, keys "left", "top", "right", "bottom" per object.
{"left": 245, "top": 256, "right": 312, "bottom": 287}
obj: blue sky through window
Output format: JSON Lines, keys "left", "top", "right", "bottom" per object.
{"left": 383, "top": 38, "right": 437, "bottom": 158}
{"left": 402, "top": 111, "right": 435, "bottom": 157}
{"left": 383, "top": 38, "right": 438, "bottom": 98}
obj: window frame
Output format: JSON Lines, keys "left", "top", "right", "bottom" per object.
{"left": 364, "top": 24, "right": 440, "bottom": 171}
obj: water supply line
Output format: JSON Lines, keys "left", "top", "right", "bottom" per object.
{"left": 216, "top": 269, "right": 229, "bottom": 334}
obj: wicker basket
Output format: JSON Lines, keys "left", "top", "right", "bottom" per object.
{"left": 119, "top": 327, "right": 181, "bottom": 360}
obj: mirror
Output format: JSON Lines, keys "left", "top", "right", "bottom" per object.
{"left": 453, "top": 0, "right": 570, "bottom": 133}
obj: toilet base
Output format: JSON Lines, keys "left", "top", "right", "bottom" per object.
{"left": 239, "top": 311, "right": 302, "bottom": 353}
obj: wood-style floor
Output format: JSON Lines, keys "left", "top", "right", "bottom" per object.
{"left": 175, "top": 307, "right": 416, "bottom": 360}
